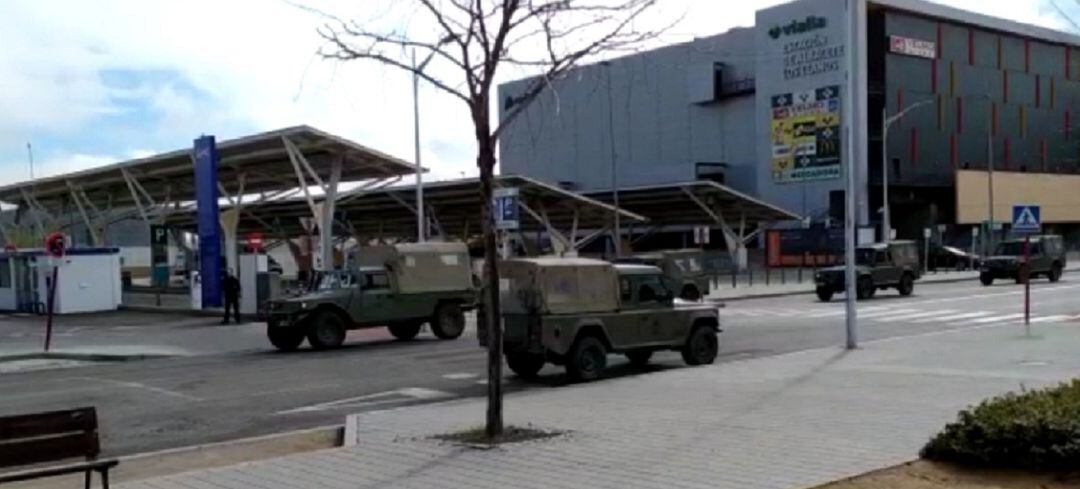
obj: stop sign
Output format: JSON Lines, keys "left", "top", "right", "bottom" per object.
{"left": 248, "top": 232, "right": 265, "bottom": 252}
{"left": 44, "top": 232, "right": 66, "bottom": 258}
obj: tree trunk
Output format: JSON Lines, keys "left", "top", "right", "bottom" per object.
{"left": 476, "top": 117, "right": 503, "bottom": 439}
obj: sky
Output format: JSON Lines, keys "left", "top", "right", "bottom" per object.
{"left": 0, "top": 0, "right": 1074, "bottom": 187}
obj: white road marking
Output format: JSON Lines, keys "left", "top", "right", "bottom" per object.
{"left": 874, "top": 310, "right": 958, "bottom": 323}
{"left": 912, "top": 311, "right": 991, "bottom": 323}
{"left": 953, "top": 313, "right": 1025, "bottom": 325}
{"left": 442, "top": 373, "right": 478, "bottom": 380}
{"left": 857, "top": 308, "right": 919, "bottom": 319}
{"left": 275, "top": 387, "right": 454, "bottom": 415}
{"left": 1028, "top": 315, "right": 1071, "bottom": 323}
{"left": 74, "top": 377, "right": 203, "bottom": 401}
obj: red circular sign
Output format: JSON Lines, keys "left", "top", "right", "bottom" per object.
{"left": 44, "top": 232, "right": 66, "bottom": 258}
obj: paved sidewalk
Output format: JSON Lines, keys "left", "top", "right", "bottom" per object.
{"left": 121, "top": 319, "right": 1080, "bottom": 489}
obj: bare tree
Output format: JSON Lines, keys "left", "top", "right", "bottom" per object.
{"left": 318, "top": 0, "right": 666, "bottom": 438}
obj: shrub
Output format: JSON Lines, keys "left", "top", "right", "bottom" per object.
{"left": 921, "top": 378, "right": 1080, "bottom": 470}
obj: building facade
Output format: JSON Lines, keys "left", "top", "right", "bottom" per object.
{"left": 499, "top": 0, "right": 1080, "bottom": 245}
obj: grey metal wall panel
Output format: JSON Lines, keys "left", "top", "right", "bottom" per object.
{"left": 1008, "top": 71, "right": 1035, "bottom": 107}
{"left": 940, "top": 24, "right": 969, "bottom": 64}
{"left": 972, "top": 30, "right": 997, "bottom": 68}
{"left": 1001, "top": 36, "right": 1026, "bottom": 72}
{"left": 1031, "top": 41, "right": 1064, "bottom": 77}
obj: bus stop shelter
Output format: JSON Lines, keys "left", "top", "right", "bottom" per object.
{"left": 0, "top": 125, "right": 416, "bottom": 271}
{"left": 164, "top": 175, "right": 648, "bottom": 258}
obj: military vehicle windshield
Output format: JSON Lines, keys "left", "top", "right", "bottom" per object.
{"left": 995, "top": 242, "right": 1032, "bottom": 256}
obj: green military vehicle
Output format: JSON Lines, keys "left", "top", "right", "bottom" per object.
{"left": 814, "top": 241, "right": 921, "bottom": 301}
{"left": 980, "top": 235, "right": 1066, "bottom": 286}
{"left": 613, "top": 249, "right": 711, "bottom": 300}
{"left": 266, "top": 242, "right": 477, "bottom": 351}
{"left": 492, "top": 257, "right": 720, "bottom": 382}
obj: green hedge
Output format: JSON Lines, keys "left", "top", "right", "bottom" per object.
{"left": 921, "top": 379, "right": 1080, "bottom": 470}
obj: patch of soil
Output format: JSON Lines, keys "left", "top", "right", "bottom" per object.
{"left": 431, "top": 425, "right": 564, "bottom": 447}
{"left": 816, "top": 460, "right": 1080, "bottom": 489}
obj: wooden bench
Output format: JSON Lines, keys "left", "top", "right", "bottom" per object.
{"left": 0, "top": 407, "right": 118, "bottom": 488}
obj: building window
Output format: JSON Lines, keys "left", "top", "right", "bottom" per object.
{"left": 0, "top": 259, "right": 10, "bottom": 288}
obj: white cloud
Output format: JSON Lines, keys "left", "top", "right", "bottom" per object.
{"left": 0, "top": 0, "right": 1077, "bottom": 188}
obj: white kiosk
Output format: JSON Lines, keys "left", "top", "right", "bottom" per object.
{"left": 0, "top": 248, "right": 122, "bottom": 314}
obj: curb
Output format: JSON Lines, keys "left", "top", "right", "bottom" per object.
{"left": 119, "top": 304, "right": 261, "bottom": 321}
{"left": 710, "top": 268, "right": 1079, "bottom": 303}
{"left": 4, "top": 425, "right": 344, "bottom": 489}
{"left": 0, "top": 351, "right": 176, "bottom": 363}
{"left": 114, "top": 425, "right": 343, "bottom": 483}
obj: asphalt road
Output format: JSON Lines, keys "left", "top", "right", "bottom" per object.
{"left": 1, "top": 277, "right": 1078, "bottom": 457}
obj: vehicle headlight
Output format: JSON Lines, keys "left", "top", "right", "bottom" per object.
{"left": 301, "top": 302, "right": 309, "bottom": 309}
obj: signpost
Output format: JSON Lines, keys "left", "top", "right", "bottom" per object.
{"left": 493, "top": 188, "right": 519, "bottom": 259}
{"left": 43, "top": 232, "right": 66, "bottom": 352}
{"left": 1012, "top": 204, "right": 1041, "bottom": 334}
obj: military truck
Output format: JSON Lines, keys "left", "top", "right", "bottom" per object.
{"left": 266, "top": 242, "right": 477, "bottom": 351}
{"left": 493, "top": 257, "right": 720, "bottom": 382}
{"left": 980, "top": 235, "right": 1066, "bottom": 286}
{"left": 814, "top": 241, "right": 921, "bottom": 302}
{"left": 613, "top": 249, "right": 711, "bottom": 300}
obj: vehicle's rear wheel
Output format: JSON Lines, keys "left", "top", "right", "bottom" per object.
{"left": 307, "top": 311, "right": 347, "bottom": 350}
{"left": 625, "top": 350, "right": 653, "bottom": 366}
{"left": 506, "top": 352, "right": 545, "bottom": 379}
{"left": 431, "top": 302, "right": 465, "bottom": 340}
{"left": 388, "top": 321, "right": 421, "bottom": 341}
{"left": 980, "top": 273, "right": 994, "bottom": 286}
{"left": 267, "top": 325, "right": 304, "bottom": 351}
{"left": 897, "top": 273, "right": 914, "bottom": 296}
{"left": 815, "top": 287, "right": 834, "bottom": 302}
{"left": 681, "top": 326, "right": 718, "bottom": 366}
{"left": 856, "top": 277, "right": 874, "bottom": 300}
{"left": 679, "top": 285, "right": 701, "bottom": 301}
{"left": 566, "top": 335, "right": 607, "bottom": 382}
{"left": 1049, "top": 263, "right": 1063, "bottom": 283}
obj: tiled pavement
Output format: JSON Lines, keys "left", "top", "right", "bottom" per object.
{"left": 120, "top": 318, "right": 1080, "bottom": 489}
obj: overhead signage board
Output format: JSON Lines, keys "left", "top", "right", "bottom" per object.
{"left": 770, "top": 84, "right": 842, "bottom": 183}
{"left": 889, "top": 35, "right": 936, "bottom": 59}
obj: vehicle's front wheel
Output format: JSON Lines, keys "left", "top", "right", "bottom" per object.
{"left": 816, "top": 287, "right": 834, "bottom": 302}
{"left": 307, "top": 311, "right": 347, "bottom": 350}
{"left": 431, "top": 302, "right": 465, "bottom": 340}
{"left": 566, "top": 335, "right": 607, "bottom": 382}
{"left": 506, "top": 352, "right": 545, "bottom": 379}
{"left": 681, "top": 326, "right": 718, "bottom": 366}
{"left": 980, "top": 273, "right": 994, "bottom": 286}
{"left": 1049, "top": 263, "right": 1063, "bottom": 283}
{"left": 679, "top": 285, "right": 701, "bottom": 301}
{"left": 625, "top": 350, "right": 653, "bottom": 366}
{"left": 388, "top": 321, "right": 421, "bottom": 341}
{"left": 267, "top": 325, "right": 304, "bottom": 351}
{"left": 897, "top": 273, "right": 914, "bottom": 296}
{"left": 856, "top": 277, "right": 874, "bottom": 300}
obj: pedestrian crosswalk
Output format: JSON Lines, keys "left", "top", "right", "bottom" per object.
{"left": 724, "top": 304, "right": 1079, "bottom": 326}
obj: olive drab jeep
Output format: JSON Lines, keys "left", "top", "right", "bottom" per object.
{"left": 980, "top": 235, "right": 1067, "bottom": 286}
{"left": 613, "top": 249, "right": 711, "bottom": 300}
{"left": 814, "top": 241, "right": 922, "bottom": 301}
{"left": 265, "top": 242, "right": 477, "bottom": 351}
{"left": 490, "top": 257, "right": 721, "bottom": 382}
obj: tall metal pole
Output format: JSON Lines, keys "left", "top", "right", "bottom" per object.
{"left": 603, "top": 61, "right": 621, "bottom": 257}
{"left": 26, "top": 142, "right": 34, "bottom": 180}
{"left": 986, "top": 100, "right": 995, "bottom": 254}
{"left": 881, "top": 107, "right": 889, "bottom": 242}
{"left": 412, "top": 49, "right": 425, "bottom": 242}
{"left": 844, "top": 0, "right": 859, "bottom": 350}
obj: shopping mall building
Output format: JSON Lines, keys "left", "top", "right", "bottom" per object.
{"left": 499, "top": 0, "right": 1080, "bottom": 249}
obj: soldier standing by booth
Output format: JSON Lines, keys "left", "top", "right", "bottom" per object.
{"left": 222, "top": 271, "right": 241, "bottom": 324}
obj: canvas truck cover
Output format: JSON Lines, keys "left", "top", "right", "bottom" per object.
{"left": 501, "top": 257, "right": 619, "bottom": 315}
{"left": 357, "top": 242, "right": 473, "bottom": 293}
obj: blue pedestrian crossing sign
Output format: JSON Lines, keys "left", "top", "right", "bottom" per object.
{"left": 1012, "top": 204, "right": 1041, "bottom": 233}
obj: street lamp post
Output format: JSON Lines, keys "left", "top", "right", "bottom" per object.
{"left": 602, "top": 61, "right": 621, "bottom": 257}
{"left": 412, "top": 49, "right": 436, "bottom": 242}
{"left": 881, "top": 99, "right": 932, "bottom": 242}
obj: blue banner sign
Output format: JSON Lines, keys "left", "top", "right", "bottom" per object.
{"left": 194, "top": 135, "right": 222, "bottom": 307}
